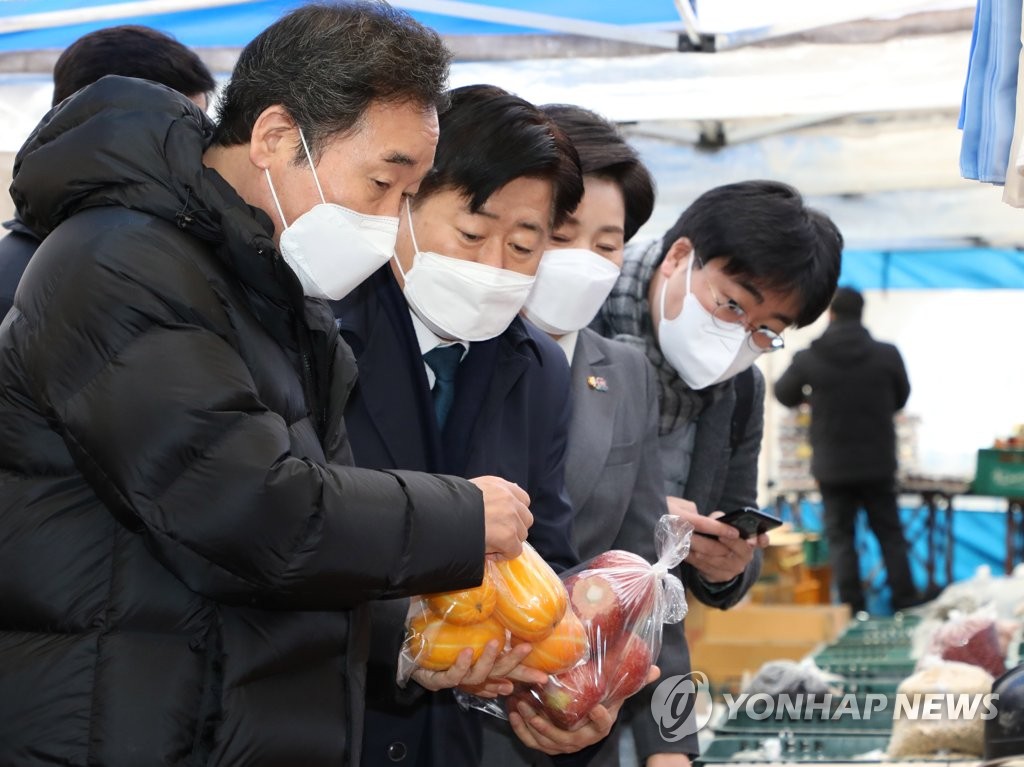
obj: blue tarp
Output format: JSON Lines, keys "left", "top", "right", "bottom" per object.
{"left": 839, "top": 249, "right": 1024, "bottom": 290}
{"left": 0, "top": 0, "right": 683, "bottom": 52}
{"left": 776, "top": 498, "right": 1007, "bottom": 615}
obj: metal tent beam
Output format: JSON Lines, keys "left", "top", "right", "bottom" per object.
{"left": 0, "top": 0, "right": 256, "bottom": 35}
{"left": 697, "top": 0, "right": 963, "bottom": 51}
{"left": 392, "top": 0, "right": 683, "bottom": 49}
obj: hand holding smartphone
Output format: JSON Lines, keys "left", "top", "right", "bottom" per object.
{"left": 698, "top": 507, "right": 783, "bottom": 539}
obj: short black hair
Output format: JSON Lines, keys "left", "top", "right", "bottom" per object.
{"left": 415, "top": 85, "right": 583, "bottom": 229}
{"left": 52, "top": 25, "right": 215, "bottom": 106}
{"left": 540, "top": 104, "right": 655, "bottom": 242}
{"left": 659, "top": 180, "right": 843, "bottom": 327}
{"left": 214, "top": 2, "right": 451, "bottom": 162}
{"left": 831, "top": 286, "right": 864, "bottom": 320}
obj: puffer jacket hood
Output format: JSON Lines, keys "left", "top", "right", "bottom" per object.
{"left": 12, "top": 74, "right": 287, "bottom": 306}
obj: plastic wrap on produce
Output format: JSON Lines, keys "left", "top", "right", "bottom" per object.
{"left": 460, "top": 514, "right": 694, "bottom": 728}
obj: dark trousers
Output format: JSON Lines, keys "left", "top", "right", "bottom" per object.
{"left": 819, "top": 479, "right": 917, "bottom": 612}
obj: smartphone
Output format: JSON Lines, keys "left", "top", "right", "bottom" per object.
{"left": 708, "top": 507, "right": 783, "bottom": 539}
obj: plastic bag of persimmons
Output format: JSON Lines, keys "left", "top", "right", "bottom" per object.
{"left": 398, "top": 515, "right": 693, "bottom": 728}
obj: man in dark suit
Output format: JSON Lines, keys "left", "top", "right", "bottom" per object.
{"left": 334, "top": 86, "right": 621, "bottom": 766}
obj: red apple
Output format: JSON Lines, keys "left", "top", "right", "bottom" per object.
{"left": 586, "top": 550, "right": 658, "bottom": 622}
{"left": 535, "top": 662, "right": 606, "bottom": 730}
{"left": 588, "top": 550, "right": 649, "bottom": 570}
{"left": 604, "top": 632, "right": 653, "bottom": 702}
{"left": 565, "top": 572, "right": 625, "bottom": 648}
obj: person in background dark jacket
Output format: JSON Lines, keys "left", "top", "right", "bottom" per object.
{"left": 774, "top": 286, "right": 918, "bottom": 613}
{"left": 335, "top": 85, "right": 639, "bottom": 766}
{"left": 0, "top": 6, "right": 532, "bottom": 766}
{"left": 0, "top": 24, "right": 216, "bottom": 320}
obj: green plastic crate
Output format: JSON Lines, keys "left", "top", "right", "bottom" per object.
{"left": 814, "top": 659, "right": 916, "bottom": 677}
{"left": 713, "top": 695, "right": 894, "bottom": 735}
{"left": 830, "top": 632, "right": 913, "bottom": 647}
{"left": 834, "top": 677, "right": 903, "bottom": 695}
{"left": 813, "top": 645, "right": 913, "bottom": 663}
{"left": 973, "top": 449, "right": 1024, "bottom": 496}
{"left": 840, "top": 615, "right": 921, "bottom": 634}
{"left": 697, "top": 733, "right": 891, "bottom": 763}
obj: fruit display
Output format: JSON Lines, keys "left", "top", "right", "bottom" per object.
{"left": 401, "top": 544, "right": 583, "bottom": 680}
{"left": 505, "top": 514, "right": 693, "bottom": 728}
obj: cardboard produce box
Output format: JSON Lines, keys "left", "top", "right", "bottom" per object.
{"left": 703, "top": 603, "right": 850, "bottom": 643}
{"left": 689, "top": 602, "right": 851, "bottom": 692}
{"left": 689, "top": 637, "right": 819, "bottom": 691}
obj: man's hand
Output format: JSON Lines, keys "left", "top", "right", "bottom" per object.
{"left": 508, "top": 666, "right": 661, "bottom": 755}
{"left": 471, "top": 476, "right": 533, "bottom": 560}
{"left": 666, "top": 496, "right": 768, "bottom": 583}
{"left": 647, "top": 754, "right": 692, "bottom": 767}
{"left": 410, "top": 641, "right": 548, "bottom": 697}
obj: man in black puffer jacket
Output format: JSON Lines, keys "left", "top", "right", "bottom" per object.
{"left": 774, "top": 287, "right": 918, "bottom": 613}
{"left": 0, "top": 4, "right": 533, "bottom": 766}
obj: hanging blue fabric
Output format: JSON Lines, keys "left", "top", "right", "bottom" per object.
{"left": 959, "top": 0, "right": 1023, "bottom": 184}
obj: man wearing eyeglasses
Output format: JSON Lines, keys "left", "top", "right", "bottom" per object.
{"left": 592, "top": 180, "right": 842, "bottom": 603}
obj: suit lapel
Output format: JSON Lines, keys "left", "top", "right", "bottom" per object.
{"left": 337, "top": 270, "right": 441, "bottom": 472}
{"left": 565, "top": 330, "right": 618, "bottom": 510}
{"left": 443, "top": 321, "right": 531, "bottom": 476}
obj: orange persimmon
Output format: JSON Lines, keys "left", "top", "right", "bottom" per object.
{"left": 407, "top": 611, "right": 507, "bottom": 671}
{"left": 493, "top": 544, "right": 568, "bottom": 642}
{"left": 425, "top": 561, "right": 498, "bottom": 625}
{"left": 515, "top": 608, "right": 588, "bottom": 673}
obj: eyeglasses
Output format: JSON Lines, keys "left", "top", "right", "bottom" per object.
{"left": 699, "top": 262, "right": 785, "bottom": 352}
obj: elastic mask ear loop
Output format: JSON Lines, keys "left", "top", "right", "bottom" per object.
{"left": 297, "top": 128, "right": 327, "bottom": 205}
{"left": 660, "top": 252, "right": 695, "bottom": 324}
{"left": 392, "top": 197, "right": 416, "bottom": 281}
{"left": 264, "top": 168, "right": 289, "bottom": 231}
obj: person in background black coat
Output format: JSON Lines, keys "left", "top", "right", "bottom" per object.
{"left": 0, "top": 24, "right": 216, "bottom": 320}
{"left": 0, "top": 6, "right": 533, "bottom": 766}
{"left": 774, "top": 286, "right": 919, "bottom": 613}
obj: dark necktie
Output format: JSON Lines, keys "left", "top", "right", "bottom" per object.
{"left": 423, "top": 345, "right": 463, "bottom": 428}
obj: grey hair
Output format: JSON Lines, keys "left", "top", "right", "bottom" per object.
{"left": 213, "top": 1, "right": 451, "bottom": 162}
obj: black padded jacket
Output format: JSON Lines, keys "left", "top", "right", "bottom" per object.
{"left": 0, "top": 76, "right": 486, "bottom": 767}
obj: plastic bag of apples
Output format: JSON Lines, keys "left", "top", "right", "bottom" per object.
{"left": 462, "top": 514, "right": 693, "bottom": 728}
{"left": 398, "top": 540, "right": 587, "bottom": 685}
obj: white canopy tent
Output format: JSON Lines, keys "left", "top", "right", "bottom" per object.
{"left": 0, "top": 0, "right": 1020, "bottom": 489}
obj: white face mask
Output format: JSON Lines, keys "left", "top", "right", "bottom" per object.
{"left": 395, "top": 201, "right": 536, "bottom": 342}
{"left": 522, "top": 248, "right": 621, "bottom": 335}
{"left": 657, "top": 254, "right": 761, "bottom": 390}
{"left": 265, "top": 129, "right": 398, "bottom": 301}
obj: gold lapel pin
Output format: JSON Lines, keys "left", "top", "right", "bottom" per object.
{"left": 586, "top": 375, "right": 609, "bottom": 392}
